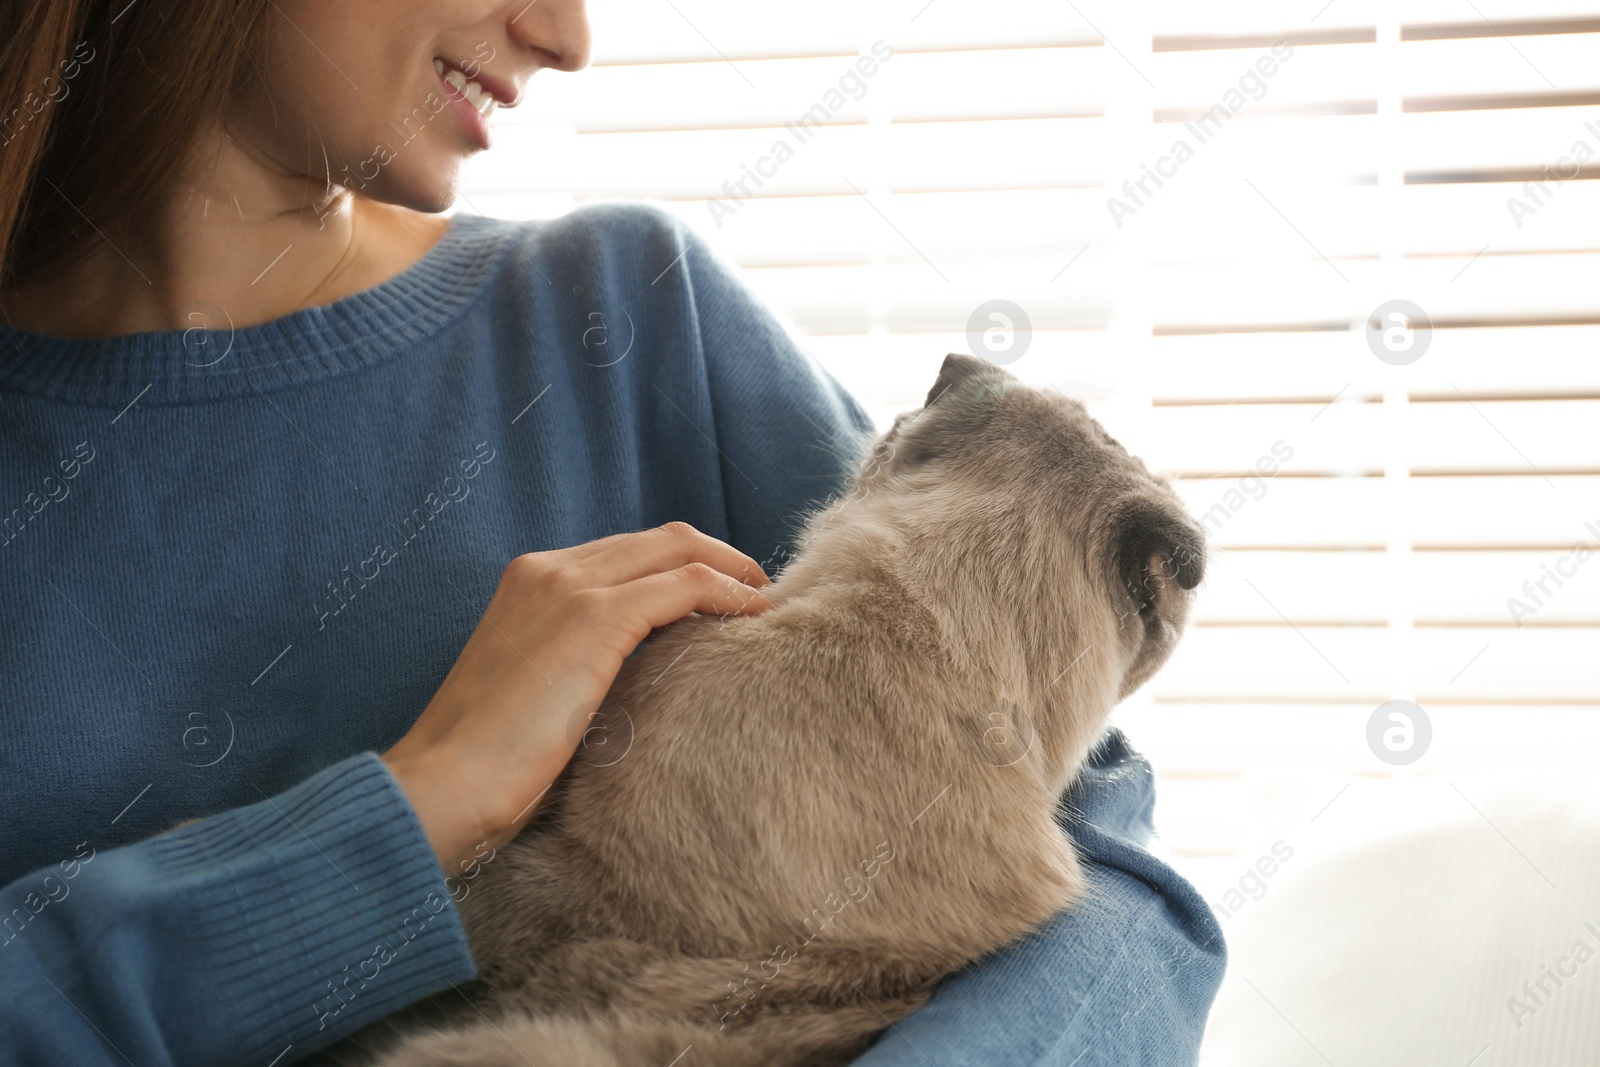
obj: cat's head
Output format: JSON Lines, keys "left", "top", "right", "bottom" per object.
{"left": 853, "top": 352, "right": 1205, "bottom": 698}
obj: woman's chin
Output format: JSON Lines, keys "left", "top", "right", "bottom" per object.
{"left": 356, "top": 162, "right": 464, "bottom": 217}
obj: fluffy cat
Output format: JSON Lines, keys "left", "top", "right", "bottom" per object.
{"left": 323, "top": 351, "right": 1206, "bottom": 1067}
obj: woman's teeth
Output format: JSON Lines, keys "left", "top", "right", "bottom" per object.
{"left": 432, "top": 58, "right": 496, "bottom": 119}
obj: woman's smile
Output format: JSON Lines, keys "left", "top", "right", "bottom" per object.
{"left": 436, "top": 57, "right": 496, "bottom": 148}
{"left": 433, "top": 53, "right": 520, "bottom": 150}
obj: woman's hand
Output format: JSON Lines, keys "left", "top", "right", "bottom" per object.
{"left": 381, "top": 521, "right": 774, "bottom": 872}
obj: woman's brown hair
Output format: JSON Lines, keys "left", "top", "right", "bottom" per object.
{"left": 0, "top": 0, "right": 270, "bottom": 291}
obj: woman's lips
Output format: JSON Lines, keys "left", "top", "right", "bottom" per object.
{"left": 433, "top": 58, "right": 496, "bottom": 150}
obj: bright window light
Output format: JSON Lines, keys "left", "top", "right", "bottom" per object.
{"left": 459, "top": 0, "right": 1600, "bottom": 903}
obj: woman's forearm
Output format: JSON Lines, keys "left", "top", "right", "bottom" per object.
{"left": 0, "top": 753, "right": 474, "bottom": 1066}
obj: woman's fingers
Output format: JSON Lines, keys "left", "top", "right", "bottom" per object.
{"left": 578, "top": 521, "right": 771, "bottom": 590}
{"left": 384, "top": 523, "right": 775, "bottom": 872}
{"left": 605, "top": 560, "right": 775, "bottom": 638}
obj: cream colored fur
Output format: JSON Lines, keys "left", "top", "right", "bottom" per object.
{"left": 317, "top": 353, "right": 1205, "bottom": 1067}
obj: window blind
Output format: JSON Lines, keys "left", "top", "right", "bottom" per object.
{"left": 457, "top": 0, "right": 1600, "bottom": 900}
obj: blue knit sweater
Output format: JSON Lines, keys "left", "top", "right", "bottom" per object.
{"left": 0, "top": 205, "right": 1223, "bottom": 1066}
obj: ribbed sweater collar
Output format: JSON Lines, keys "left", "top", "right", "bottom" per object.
{"left": 0, "top": 213, "right": 506, "bottom": 408}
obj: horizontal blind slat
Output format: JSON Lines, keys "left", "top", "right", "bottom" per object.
{"left": 1174, "top": 476, "right": 1600, "bottom": 548}
{"left": 507, "top": 48, "right": 1112, "bottom": 133}
{"left": 587, "top": 0, "right": 1099, "bottom": 66}
{"left": 1144, "top": 0, "right": 1600, "bottom": 35}
{"left": 1194, "top": 551, "right": 1600, "bottom": 624}
{"left": 1117, "top": 400, "right": 1600, "bottom": 477}
{"left": 1152, "top": 626, "right": 1600, "bottom": 700}
{"left": 460, "top": 118, "right": 1109, "bottom": 199}
{"left": 1151, "top": 34, "right": 1600, "bottom": 106}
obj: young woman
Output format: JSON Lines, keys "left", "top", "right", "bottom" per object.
{"left": 0, "top": 1, "right": 1224, "bottom": 1063}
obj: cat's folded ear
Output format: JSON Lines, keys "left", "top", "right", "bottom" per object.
{"left": 1115, "top": 498, "right": 1207, "bottom": 607}
{"left": 925, "top": 352, "right": 1000, "bottom": 408}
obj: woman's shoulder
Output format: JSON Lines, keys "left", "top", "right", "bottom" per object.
{"left": 471, "top": 200, "right": 697, "bottom": 268}
{"left": 456, "top": 202, "right": 748, "bottom": 338}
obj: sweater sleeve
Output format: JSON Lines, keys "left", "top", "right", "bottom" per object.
{"left": 669, "top": 220, "right": 876, "bottom": 574}
{"left": 0, "top": 752, "right": 476, "bottom": 1067}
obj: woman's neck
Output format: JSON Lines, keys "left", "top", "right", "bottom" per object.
{"left": 0, "top": 126, "right": 449, "bottom": 339}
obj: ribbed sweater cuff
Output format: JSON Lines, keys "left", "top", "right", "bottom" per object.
{"left": 151, "top": 752, "right": 477, "bottom": 1064}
